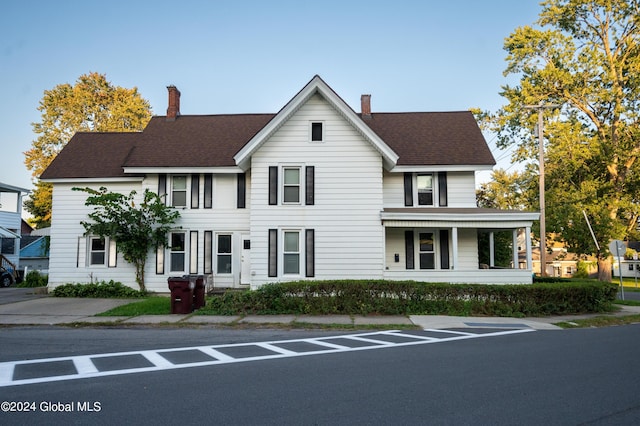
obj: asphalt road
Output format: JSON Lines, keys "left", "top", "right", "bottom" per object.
{"left": 1, "top": 325, "right": 639, "bottom": 425}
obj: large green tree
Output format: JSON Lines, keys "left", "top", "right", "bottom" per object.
{"left": 489, "top": 0, "right": 640, "bottom": 281}
{"left": 73, "top": 187, "right": 180, "bottom": 292}
{"left": 476, "top": 168, "right": 538, "bottom": 268}
{"left": 476, "top": 168, "right": 537, "bottom": 210}
{"left": 24, "top": 72, "right": 152, "bottom": 227}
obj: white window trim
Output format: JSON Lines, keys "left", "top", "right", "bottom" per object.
{"left": 168, "top": 231, "right": 187, "bottom": 273}
{"left": 281, "top": 165, "right": 303, "bottom": 205}
{"left": 171, "top": 175, "right": 189, "bottom": 208}
{"left": 309, "top": 121, "right": 325, "bottom": 143}
{"left": 87, "top": 236, "right": 116, "bottom": 267}
{"left": 415, "top": 230, "right": 440, "bottom": 270}
{"left": 215, "top": 233, "right": 233, "bottom": 275}
{"left": 282, "top": 229, "right": 303, "bottom": 276}
{"left": 413, "top": 173, "right": 439, "bottom": 207}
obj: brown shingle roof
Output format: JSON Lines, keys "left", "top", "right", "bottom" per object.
{"left": 362, "top": 111, "right": 495, "bottom": 166}
{"left": 40, "top": 132, "right": 139, "bottom": 180}
{"left": 41, "top": 109, "right": 494, "bottom": 179}
{"left": 125, "top": 114, "right": 275, "bottom": 168}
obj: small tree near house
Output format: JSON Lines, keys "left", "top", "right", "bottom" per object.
{"left": 73, "top": 187, "right": 180, "bottom": 292}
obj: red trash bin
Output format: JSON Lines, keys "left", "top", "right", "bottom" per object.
{"left": 168, "top": 277, "right": 194, "bottom": 314}
{"left": 192, "top": 275, "right": 205, "bottom": 309}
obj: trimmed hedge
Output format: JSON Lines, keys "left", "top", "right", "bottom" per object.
{"left": 52, "top": 280, "right": 145, "bottom": 298}
{"left": 202, "top": 280, "right": 618, "bottom": 317}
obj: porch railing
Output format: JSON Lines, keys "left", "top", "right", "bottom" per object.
{"left": 1, "top": 254, "right": 18, "bottom": 280}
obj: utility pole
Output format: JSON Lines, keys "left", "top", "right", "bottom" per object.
{"left": 524, "top": 102, "right": 558, "bottom": 277}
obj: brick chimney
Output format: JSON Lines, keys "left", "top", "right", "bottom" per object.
{"left": 361, "top": 94, "right": 371, "bottom": 119}
{"left": 166, "top": 85, "right": 181, "bottom": 121}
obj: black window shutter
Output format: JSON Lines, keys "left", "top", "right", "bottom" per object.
{"left": 191, "top": 174, "right": 200, "bottom": 208}
{"left": 268, "top": 229, "right": 278, "bottom": 277}
{"left": 439, "top": 229, "right": 450, "bottom": 269}
{"left": 237, "top": 173, "right": 246, "bottom": 208}
{"left": 438, "top": 172, "right": 448, "bottom": 207}
{"left": 405, "top": 230, "right": 414, "bottom": 269}
{"left": 158, "top": 174, "right": 167, "bottom": 205}
{"left": 404, "top": 173, "right": 413, "bottom": 206}
{"left": 269, "top": 166, "right": 278, "bottom": 205}
{"left": 306, "top": 229, "right": 315, "bottom": 277}
{"left": 305, "top": 166, "right": 315, "bottom": 205}
{"left": 204, "top": 174, "right": 213, "bottom": 209}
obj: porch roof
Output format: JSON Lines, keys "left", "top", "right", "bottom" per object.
{"left": 381, "top": 208, "right": 539, "bottom": 228}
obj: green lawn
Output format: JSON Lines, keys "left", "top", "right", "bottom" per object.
{"left": 96, "top": 297, "right": 170, "bottom": 316}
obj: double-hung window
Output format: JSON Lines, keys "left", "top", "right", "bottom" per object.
{"left": 170, "top": 232, "right": 186, "bottom": 272}
{"left": 268, "top": 229, "right": 314, "bottom": 277}
{"left": 283, "top": 168, "right": 301, "bottom": 204}
{"left": 269, "top": 166, "right": 314, "bottom": 206}
{"left": 404, "top": 172, "right": 447, "bottom": 207}
{"left": 283, "top": 231, "right": 300, "bottom": 274}
{"left": 417, "top": 174, "right": 434, "bottom": 206}
{"left": 89, "top": 237, "right": 106, "bottom": 265}
{"left": 217, "top": 234, "right": 232, "bottom": 274}
{"left": 88, "top": 237, "right": 116, "bottom": 267}
{"left": 172, "top": 176, "right": 187, "bottom": 207}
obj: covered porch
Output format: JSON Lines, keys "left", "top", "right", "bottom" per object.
{"left": 380, "top": 208, "right": 539, "bottom": 284}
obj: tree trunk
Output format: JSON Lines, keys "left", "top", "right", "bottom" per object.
{"left": 135, "top": 261, "right": 146, "bottom": 292}
{"left": 597, "top": 257, "right": 612, "bottom": 282}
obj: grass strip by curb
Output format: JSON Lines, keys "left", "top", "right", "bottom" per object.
{"left": 554, "top": 314, "right": 640, "bottom": 329}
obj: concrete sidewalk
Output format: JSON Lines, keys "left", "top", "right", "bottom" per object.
{"left": 0, "top": 293, "right": 638, "bottom": 329}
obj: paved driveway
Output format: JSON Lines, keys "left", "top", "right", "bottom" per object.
{"left": 0, "top": 287, "right": 48, "bottom": 305}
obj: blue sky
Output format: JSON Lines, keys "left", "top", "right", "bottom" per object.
{"left": 1, "top": 0, "right": 542, "bottom": 192}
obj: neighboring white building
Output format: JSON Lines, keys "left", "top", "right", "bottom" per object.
{"left": 0, "top": 182, "right": 29, "bottom": 278}
{"left": 41, "top": 76, "right": 539, "bottom": 292}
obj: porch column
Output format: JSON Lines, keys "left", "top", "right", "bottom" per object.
{"left": 512, "top": 229, "right": 518, "bottom": 269}
{"left": 525, "top": 226, "right": 532, "bottom": 270}
{"left": 451, "top": 227, "right": 458, "bottom": 270}
{"left": 489, "top": 231, "right": 495, "bottom": 267}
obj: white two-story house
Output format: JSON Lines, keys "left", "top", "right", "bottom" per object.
{"left": 41, "top": 76, "right": 538, "bottom": 292}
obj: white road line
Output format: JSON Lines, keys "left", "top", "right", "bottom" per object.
{"left": 302, "top": 340, "right": 349, "bottom": 350}
{"left": 344, "top": 336, "right": 396, "bottom": 345}
{"left": 141, "top": 351, "right": 174, "bottom": 368}
{"left": 72, "top": 356, "right": 99, "bottom": 375}
{"left": 197, "top": 347, "right": 235, "bottom": 361}
{"left": 254, "top": 343, "right": 298, "bottom": 356}
{"left": 0, "top": 329, "right": 535, "bottom": 388}
{"left": 0, "top": 363, "right": 14, "bottom": 386}
{"left": 423, "top": 328, "right": 476, "bottom": 336}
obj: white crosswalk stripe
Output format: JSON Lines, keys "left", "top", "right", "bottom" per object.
{"left": 0, "top": 328, "right": 534, "bottom": 388}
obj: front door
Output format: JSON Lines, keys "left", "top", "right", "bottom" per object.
{"left": 241, "top": 234, "right": 250, "bottom": 285}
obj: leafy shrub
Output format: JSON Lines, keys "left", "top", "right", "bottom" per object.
{"left": 574, "top": 261, "right": 595, "bottom": 279}
{"left": 17, "top": 270, "right": 48, "bottom": 288}
{"left": 52, "top": 280, "right": 145, "bottom": 298}
{"left": 200, "top": 280, "right": 618, "bottom": 317}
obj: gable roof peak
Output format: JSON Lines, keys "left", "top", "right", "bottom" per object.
{"left": 234, "top": 75, "right": 399, "bottom": 170}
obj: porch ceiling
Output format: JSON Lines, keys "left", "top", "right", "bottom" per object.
{"left": 381, "top": 207, "right": 539, "bottom": 228}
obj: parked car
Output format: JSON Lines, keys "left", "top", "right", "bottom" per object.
{"left": 1, "top": 266, "right": 14, "bottom": 287}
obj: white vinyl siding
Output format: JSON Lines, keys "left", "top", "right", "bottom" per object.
{"left": 250, "top": 93, "right": 384, "bottom": 287}
{"left": 46, "top": 173, "right": 252, "bottom": 292}
{"left": 48, "top": 181, "right": 144, "bottom": 289}
{"left": 383, "top": 171, "right": 476, "bottom": 208}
